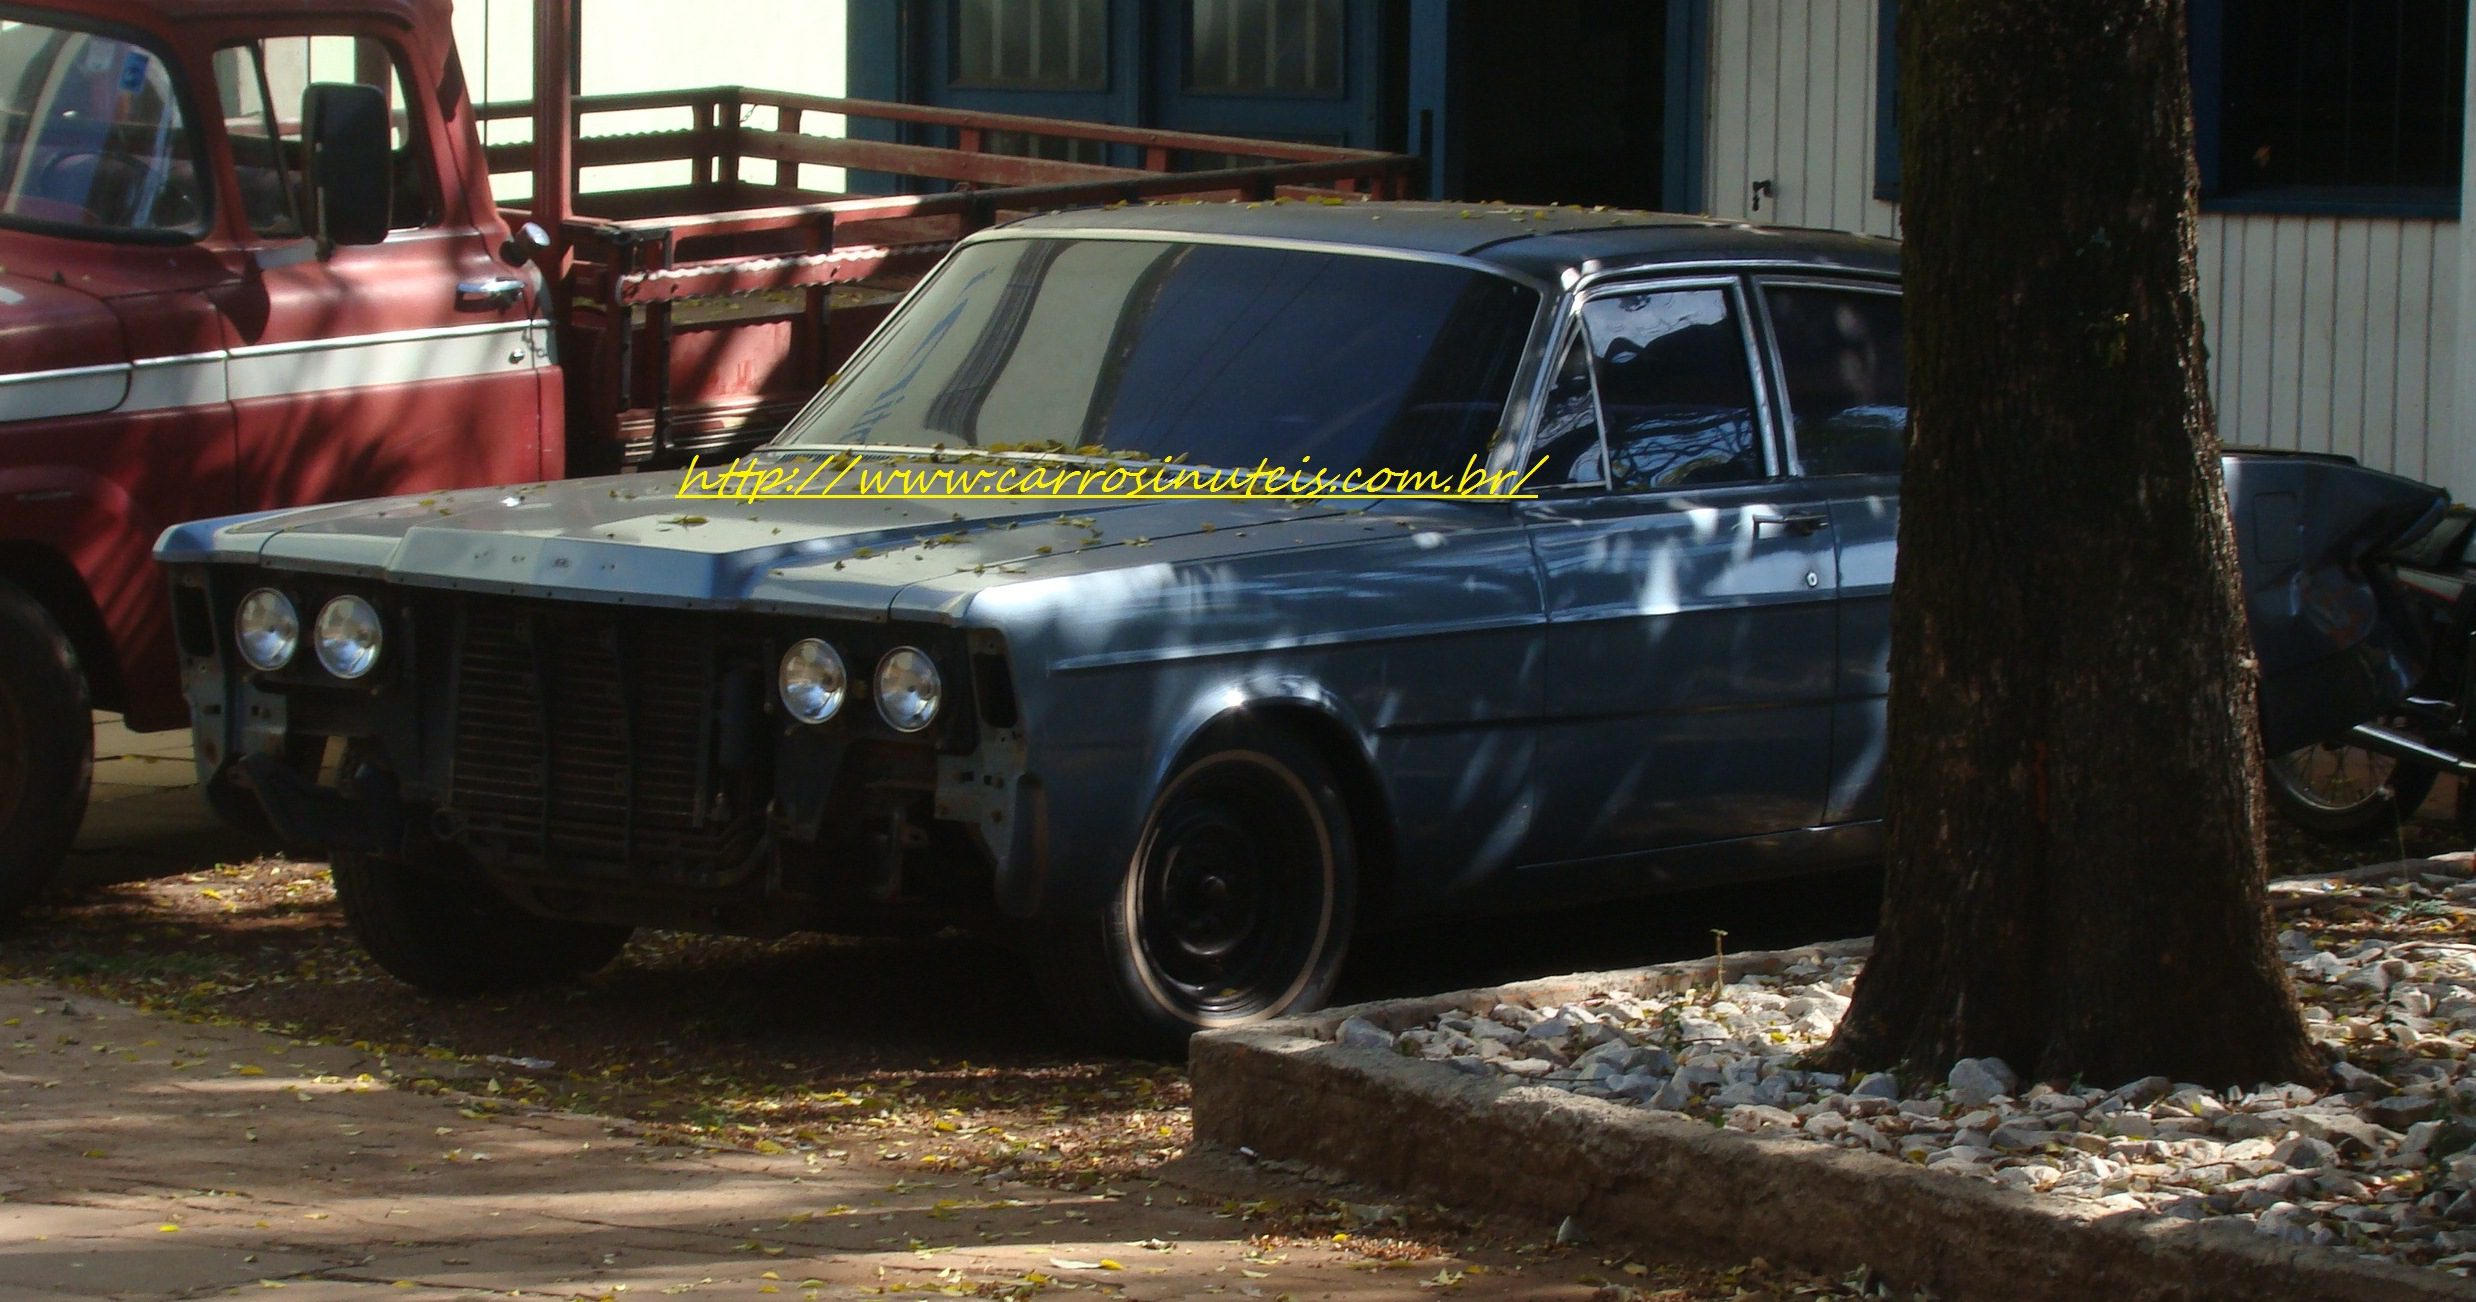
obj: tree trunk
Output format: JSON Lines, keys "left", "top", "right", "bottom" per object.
{"left": 1823, "top": 0, "right": 2321, "bottom": 1088}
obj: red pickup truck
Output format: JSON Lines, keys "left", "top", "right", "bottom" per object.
{"left": 0, "top": 0, "right": 1412, "bottom": 918}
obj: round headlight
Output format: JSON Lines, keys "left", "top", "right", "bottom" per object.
{"left": 313, "top": 595, "right": 383, "bottom": 679}
{"left": 778, "top": 638, "right": 848, "bottom": 724}
{"left": 235, "top": 588, "right": 299, "bottom": 671}
{"left": 875, "top": 647, "right": 942, "bottom": 733}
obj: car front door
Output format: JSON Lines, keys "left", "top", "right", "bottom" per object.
{"left": 210, "top": 28, "right": 549, "bottom": 511}
{"left": 1752, "top": 277, "right": 1908, "bottom": 826}
{"left": 1518, "top": 277, "right": 1840, "bottom": 874}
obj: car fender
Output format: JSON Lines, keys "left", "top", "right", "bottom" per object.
{"left": 1146, "top": 674, "right": 1376, "bottom": 798}
{"left": 1007, "top": 671, "right": 1377, "bottom": 919}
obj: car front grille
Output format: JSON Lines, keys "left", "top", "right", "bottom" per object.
{"left": 448, "top": 600, "right": 765, "bottom": 882}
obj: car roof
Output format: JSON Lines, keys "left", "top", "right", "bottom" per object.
{"left": 996, "top": 199, "right": 1902, "bottom": 281}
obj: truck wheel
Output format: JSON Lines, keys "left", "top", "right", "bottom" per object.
{"left": 1036, "top": 725, "right": 1356, "bottom": 1057}
{"left": 330, "top": 849, "right": 632, "bottom": 995}
{"left": 0, "top": 582, "right": 92, "bottom": 924}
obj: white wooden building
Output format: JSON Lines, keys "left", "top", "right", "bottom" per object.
{"left": 1697, "top": 0, "right": 2470, "bottom": 495}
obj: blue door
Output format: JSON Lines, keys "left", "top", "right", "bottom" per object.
{"left": 1749, "top": 276, "right": 1908, "bottom": 826}
{"left": 883, "top": 0, "right": 1391, "bottom": 168}
{"left": 1145, "top": 0, "right": 1390, "bottom": 147}
{"left": 1517, "top": 278, "right": 1842, "bottom": 871}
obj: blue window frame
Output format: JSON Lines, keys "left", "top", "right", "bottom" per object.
{"left": 1872, "top": 0, "right": 1897, "bottom": 203}
{"left": 1874, "top": 0, "right": 2464, "bottom": 218}
{"left": 2191, "top": 0, "right": 2463, "bottom": 218}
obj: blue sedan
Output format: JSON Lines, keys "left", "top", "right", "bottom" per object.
{"left": 156, "top": 203, "right": 2441, "bottom": 1051}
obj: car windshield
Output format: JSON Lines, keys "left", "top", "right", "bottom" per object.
{"left": 0, "top": 19, "right": 204, "bottom": 236}
{"left": 780, "top": 236, "right": 1541, "bottom": 474}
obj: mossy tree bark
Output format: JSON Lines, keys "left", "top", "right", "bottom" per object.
{"left": 1823, "top": 0, "right": 2322, "bottom": 1087}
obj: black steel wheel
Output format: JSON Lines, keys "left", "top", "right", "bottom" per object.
{"left": 2265, "top": 735, "right": 2436, "bottom": 843}
{"left": 331, "top": 849, "right": 633, "bottom": 996}
{"left": 1038, "top": 723, "right": 1356, "bottom": 1055}
{"left": 0, "top": 581, "right": 91, "bottom": 924}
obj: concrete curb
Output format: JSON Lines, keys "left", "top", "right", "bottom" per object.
{"left": 2271, "top": 851, "right": 2473, "bottom": 910}
{"left": 1190, "top": 940, "right": 2475, "bottom": 1302}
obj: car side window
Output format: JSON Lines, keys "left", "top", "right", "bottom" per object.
{"left": 1765, "top": 285, "right": 1906, "bottom": 477}
{"left": 0, "top": 20, "right": 207, "bottom": 235}
{"left": 213, "top": 35, "right": 441, "bottom": 239}
{"left": 1531, "top": 332, "right": 1605, "bottom": 486}
{"left": 1578, "top": 286, "right": 1765, "bottom": 491}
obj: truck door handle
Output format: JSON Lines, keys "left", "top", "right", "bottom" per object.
{"left": 456, "top": 277, "right": 525, "bottom": 311}
{"left": 1753, "top": 512, "right": 1831, "bottom": 536}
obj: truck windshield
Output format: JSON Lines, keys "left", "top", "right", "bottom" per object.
{"left": 780, "top": 236, "right": 1540, "bottom": 476}
{"left": 0, "top": 19, "right": 203, "bottom": 236}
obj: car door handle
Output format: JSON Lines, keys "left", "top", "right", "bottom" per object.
{"left": 1753, "top": 512, "right": 1831, "bottom": 536}
{"left": 456, "top": 277, "right": 525, "bottom": 311}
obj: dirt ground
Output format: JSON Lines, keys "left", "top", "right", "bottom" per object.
{"left": 0, "top": 716, "right": 2454, "bottom": 1299}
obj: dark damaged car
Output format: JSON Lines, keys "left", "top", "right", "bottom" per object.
{"left": 155, "top": 203, "right": 2446, "bottom": 1050}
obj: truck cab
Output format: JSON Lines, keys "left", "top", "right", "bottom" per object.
{"left": 0, "top": 0, "right": 552, "bottom": 914}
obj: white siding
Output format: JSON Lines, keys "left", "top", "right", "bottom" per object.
{"left": 1698, "top": 0, "right": 2459, "bottom": 485}
{"left": 1705, "top": 0, "right": 1898, "bottom": 238}
{"left": 2196, "top": 213, "right": 2457, "bottom": 482}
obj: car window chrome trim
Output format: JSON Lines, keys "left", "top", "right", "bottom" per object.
{"left": 1513, "top": 273, "right": 1778, "bottom": 497}
{"left": 960, "top": 226, "right": 1560, "bottom": 294}
{"left": 1570, "top": 260, "right": 1897, "bottom": 295}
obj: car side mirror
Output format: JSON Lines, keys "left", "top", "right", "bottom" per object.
{"left": 300, "top": 82, "right": 391, "bottom": 252}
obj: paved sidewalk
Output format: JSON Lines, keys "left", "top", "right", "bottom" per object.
{"left": 0, "top": 981, "right": 1619, "bottom": 1301}
{"left": 22, "top": 720, "right": 1628, "bottom": 1301}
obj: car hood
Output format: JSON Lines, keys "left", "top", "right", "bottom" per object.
{"left": 154, "top": 454, "right": 1406, "bottom": 623}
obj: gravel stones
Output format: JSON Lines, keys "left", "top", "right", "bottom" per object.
{"left": 1366, "top": 866, "right": 2476, "bottom": 1278}
{"left": 1948, "top": 1057, "right": 2020, "bottom": 1106}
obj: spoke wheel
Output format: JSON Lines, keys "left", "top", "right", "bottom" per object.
{"left": 2265, "top": 733, "right": 2435, "bottom": 843}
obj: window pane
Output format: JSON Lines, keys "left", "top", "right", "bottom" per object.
{"left": 1765, "top": 287, "right": 1906, "bottom": 477}
{"left": 974, "top": 129, "right": 1105, "bottom": 166}
{"left": 1580, "top": 288, "right": 1763, "bottom": 491}
{"left": 0, "top": 20, "right": 205, "bottom": 234}
{"left": 1190, "top": 0, "right": 1343, "bottom": 95}
{"left": 2220, "top": 0, "right": 2465, "bottom": 195}
{"left": 790, "top": 238, "right": 1539, "bottom": 476}
{"left": 954, "top": 0, "right": 1106, "bottom": 90}
{"left": 218, "top": 35, "right": 439, "bottom": 237}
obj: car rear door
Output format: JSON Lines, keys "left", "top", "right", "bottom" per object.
{"left": 1750, "top": 276, "right": 1907, "bottom": 825}
{"left": 1517, "top": 276, "right": 1840, "bottom": 871}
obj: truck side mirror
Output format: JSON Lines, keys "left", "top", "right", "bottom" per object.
{"left": 301, "top": 82, "right": 392, "bottom": 251}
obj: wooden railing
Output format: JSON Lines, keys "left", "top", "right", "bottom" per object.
{"left": 475, "top": 87, "right": 1418, "bottom": 472}
{"left": 474, "top": 86, "right": 1416, "bottom": 200}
